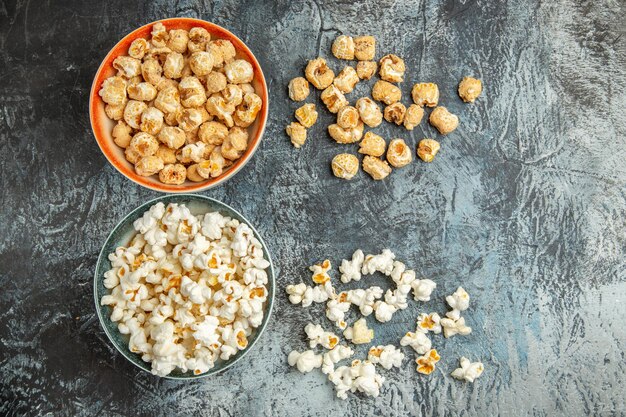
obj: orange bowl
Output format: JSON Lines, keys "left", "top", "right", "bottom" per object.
{"left": 89, "top": 18, "right": 269, "bottom": 193}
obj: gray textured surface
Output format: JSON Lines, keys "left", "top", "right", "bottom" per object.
{"left": 1, "top": 0, "right": 625, "bottom": 416}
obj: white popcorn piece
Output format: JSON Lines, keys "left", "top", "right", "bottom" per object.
{"left": 346, "top": 286, "right": 383, "bottom": 316}
{"left": 309, "top": 259, "right": 332, "bottom": 284}
{"left": 191, "top": 315, "right": 221, "bottom": 347}
{"left": 415, "top": 349, "right": 441, "bottom": 375}
{"left": 343, "top": 318, "right": 374, "bottom": 344}
{"left": 361, "top": 249, "right": 395, "bottom": 276}
{"left": 416, "top": 312, "right": 442, "bottom": 334}
{"left": 328, "top": 360, "right": 385, "bottom": 400}
{"left": 446, "top": 286, "right": 470, "bottom": 320}
{"left": 384, "top": 288, "right": 409, "bottom": 310}
{"left": 441, "top": 316, "right": 472, "bottom": 338}
{"left": 339, "top": 249, "right": 364, "bottom": 283}
{"left": 321, "top": 344, "right": 354, "bottom": 374}
{"left": 451, "top": 357, "right": 484, "bottom": 383}
{"left": 400, "top": 331, "right": 432, "bottom": 355}
{"left": 368, "top": 345, "right": 405, "bottom": 370}
{"left": 326, "top": 293, "right": 351, "bottom": 328}
{"left": 201, "top": 212, "right": 228, "bottom": 240}
{"left": 288, "top": 350, "right": 323, "bottom": 373}
{"left": 411, "top": 278, "right": 437, "bottom": 301}
{"left": 373, "top": 300, "right": 397, "bottom": 323}
{"left": 304, "top": 323, "right": 340, "bottom": 350}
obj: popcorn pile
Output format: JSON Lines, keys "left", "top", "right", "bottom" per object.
{"left": 100, "top": 202, "right": 270, "bottom": 376}
{"left": 98, "top": 22, "right": 263, "bottom": 185}
{"left": 285, "top": 249, "right": 484, "bottom": 399}
{"left": 284, "top": 35, "right": 483, "bottom": 180}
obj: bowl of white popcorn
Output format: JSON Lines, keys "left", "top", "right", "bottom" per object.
{"left": 94, "top": 194, "right": 275, "bottom": 378}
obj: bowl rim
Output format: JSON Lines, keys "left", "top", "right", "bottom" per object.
{"left": 93, "top": 193, "right": 276, "bottom": 379}
{"left": 89, "top": 17, "right": 269, "bottom": 193}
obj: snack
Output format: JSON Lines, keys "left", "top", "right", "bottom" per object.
{"left": 331, "top": 153, "right": 359, "bottom": 180}
{"left": 429, "top": 106, "right": 459, "bottom": 134}
{"left": 362, "top": 155, "right": 392, "bottom": 180}
{"left": 411, "top": 83, "right": 439, "bottom": 107}
{"left": 417, "top": 139, "right": 440, "bottom": 162}
{"left": 458, "top": 77, "right": 482, "bottom": 103}
{"left": 451, "top": 357, "right": 485, "bottom": 382}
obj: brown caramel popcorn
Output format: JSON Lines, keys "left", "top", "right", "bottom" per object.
{"left": 403, "top": 104, "right": 424, "bottom": 130}
{"left": 386, "top": 139, "right": 412, "bottom": 168}
{"left": 288, "top": 77, "right": 310, "bottom": 101}
{"left": 458, "top": 76, "right": 482, "bottom": 103}
{"left": 411, "top": 83, "right": 439, "bottom": 107}
{"left": 205, "top": 71, "right": 228, "bottom": 95}
{"left": 198, "top": 121, "right": 228, "bottom": 145}
{"left": 99, "top": 76, "right": 127, "bottom": 106}
{"left": 354, "top": 36, "right": 376, "bottom": 61}
{"left": 286, "top": 122, "right": 307, "bottom": 148}
{"left": 159, "top": 163, "right": 187, "bottom": 184}
{"left": 186, "top": 163, "right": 205, "bottom": 182}
{"left": 331, "top": 153, "right": 359, "bottom": 180}
{"left": 155, "top": 145, "right": 177, "bottom": 164}
{"left": 295, "top": 103, "right": 318, "bottom": 128}
{"left": 358, "top": 132, "right": 386, "bottom": 157}
{"left": 167, "top": 29, "right": 189, "bottom": 54}
{"left": 362, "top": 155, "right": 391, "bottom": 180}
{"left": 124, "top": 100, "right": 148, "bottom": 129}
{"left": 372, "top": 80, "right": 401, "bottom": 105}
{"left": 379, "top": 54, "right": 405, "bottom": 83}
{"left": 128, "top": 38, "right": 150, "bottom": 60}
{"left": 332, "top": 35, "right": 355, "bottom": 60}
{"left": 135, "top": 155, "right": 164, "bottom": 176}
{"left": 305, "top": 58, "right": 335, "bottom": 90}
{"left": 328, "top": 122, "right": 364, "bottom": 144}
{"left": 429, "top": 106, "right": 459, "bottom": 134}
{"left": 383, "top": 103, "right": 406, "bottom": 125}
{"left": 129, "top": 132, "right": 159, "bottom": 157}
{"left": 356, "top": 97, "right": 383, "bottom": 127}
{"left": 336, "top": 106, "right": 360, "bottom": 129}
{"left": 321, "top": 85, "right": 348, "bottom": 114}
{"left": 417, "top": 139, "right": 440, "bottom": 162}
{"left": 187, "top": 27, "right": 210, "bottom": 53}
{"left": 233, "top": 93, "right": 262, "bottom": 128}
{"left": 356, "top": 61, "right": 377, "bottom": 80}
{"left": 112, "top": 121, "right": 132, "bottom": 148}
{"left": 333, "top": 66, "right": 359, "bottom": 94}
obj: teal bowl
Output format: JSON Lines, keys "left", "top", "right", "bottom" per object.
{"left": 94, "top": 194, "right": 275, "bottom": 379}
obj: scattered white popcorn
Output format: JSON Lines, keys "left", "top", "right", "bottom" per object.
{"left": 100, "top": 202, "right": 270, "bottom": 377}
{"left": 373, "top": 300, "right": 397, "bottom": 323}
{"left": 310, "top": 259, "right": 332, "bottom": 284}
{"left": 451, "top": 357, "right": 484, "bottom": 383}
{"left": 343, "top": 318, "right": 374, "bottom": 344}
{"left": 285, "top": 281, "right": 334, "bottom": 307}
{"left": 328, "top": 360, "right": 385, "bottom": 400}
{"left": 304, "top": 323, "right": 340, "bottom": 350}
{"left": 416, "top": 312, "right": 442, "bottom": 334}
{"left": 441, "top": 316, "right": 472, "bottom": 338}
{"left": 446, "top": 286, "right": 470, "bottom": 320}
{"left": 288, "top": 350, "right": 323, "bottom": 373}
{"left": 321, "top": 345, "right": 354, "bottom": 374}
{"left": 411, "top": 278, "right": 437, "bottom": 301}
{"left": 285, "top": 283, "right": 307, "bottom": 305}
{"left": 415, "top": 349, "right": 441, "bottom": 375}
{"left": 346, "top": 286, "right": 383, "bottom": 316}
{"left": 368, "top": 345, "right": 405, "bottom": 370}
{"left": 400, "top": 331, "right": 432, "bottom": 354}
{"left": 361, "top": 249, "right": 395, "bottom": 276}
{"left": 339, "top": 249, "right": 364, "bottom": 283}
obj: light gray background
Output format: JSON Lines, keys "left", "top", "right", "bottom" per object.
{"left": 1, "top": 0, "right": 625, "bottom": 416}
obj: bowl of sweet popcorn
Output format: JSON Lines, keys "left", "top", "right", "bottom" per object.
{"left": 90, "top": 18, "right": 268, "bottom": 192}
{"left": 94, "top": 194, "right": 275, "bottom": 378}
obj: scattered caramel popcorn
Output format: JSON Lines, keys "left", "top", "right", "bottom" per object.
{"left": 403, "top": 104, "right": 424, "bottom": 130}
{"left": 356, "top": 61, "right": 377, "bottom": 80}
{"left": 362, "top": 156, "right": 392, "bottom": 180}
{"left": 379, "top": 54, "right": 405, "bottom": 83}
{"left": 354, "top": 36, "right": 376, "bottom": 61}
{"left": 331, "top": 153, "right": 359, "bottom": 180}
{"left": 417, "top": 139, "right": 440, "bottom": 163}
{"left": 429, "top": 106, "right": 459, "bottom": 134}
{"left": 288, "top": 77, "right": 310, "bottom": 101}
{"left": 383, "top": 103, "right": 406, "bottom": 125}
{"left": 286, "top": 122, "right": 307, "bottom": 148}
{"left": 98, "top": 22, "right": 264, "bottom": 185}
{"left": 333, "top": 66, "right": 359, "bottom": 94}
{"left": 372, "top": 80, "right": 401, "bottom": 105}
{"left": 321, "top": 85, "right": 348, "bottom": 113}
{"left": 458, "top": 76, "right": 482, "bottom": 103}
{"left": 411, "top": 83, "right": 439, "bottom": 107}
{"left": 386, "top": 139, "right": 412, "bottom": 168}
{"left": 356, "top": 97, "right": 383, "bottom": 127}
{"left": 305, "top": 58, "right": 335, "bottom": 90}
{"left": 358, "top": 132, "right": 386, "bottom": 157}
{"left": 336, "top": 106, "right": 360, "bottom": 129}
{"left": 295, "top": 103, "right": 318, "bottom": 128}
{"left": 328, "top": 122, "right": 364, "bottom": 144}
{"left": 332, "top": 35, "right": 355, "bottom": 60}
{"left": 416, "top": 349, "right": 440, "bottom": 375}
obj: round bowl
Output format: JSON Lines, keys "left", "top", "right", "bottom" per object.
{"left": 89, "top": 18, "right": 269, "bottom": 193}
{"left": 94, "top": 194, "right": 275, "bottom": 379}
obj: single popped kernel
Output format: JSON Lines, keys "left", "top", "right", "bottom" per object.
{"left": 186, "top": 164, "right": 205, "bottom": 182}
{"left": 155, "top": 145, "right": 177, "bottom": 164}
{"left": 445, "top": 287, "right": 470, "bottom": 320}
{"left": 310, "top": 259, "right": 332, "bottom": 284}
{"left": 339, "top": 250, "right": 364, "bottom": 283}
{"left": 288, "top": 350, "right": 323, "bottom": 374}
{"left": 331, "top": 153, "right": 359, "bottom": 180}
{"left": 135, "top": 156, "right": 164, "bottom": 177}
{"left": 411, "top": 83, "right": 439, "bottom": 107}
{"left": 176, "top": 108, "right": 204, "bottom": 132}
{"left": 295, "top": 103, "right": 318, "bottom": 128}
{"left": 129, "top": 132, "right": 159, "bottom": 157}
{"left": 321, "top": 345, "right": 354, "bottom": 375}
{"left": 416, "top": 349, "right": 440, "bottom": 375}
{"left": 458, "top": 77, "right": 482, "bottom": 103}
{"left": 451, "top": 357, "right": 484, "bottom": 382}
{"left": 150, "top": 22, "right": 169, "bottom": 48}
{"left": 205, "top": 71, "right": 228, "bottom": 95}
{"left": 384, "top": 102, "right": 406, "bottom": 125}
{"left": 321, "top": 84, "right": 348, "bottom": 113}
{"left": 403, "top": 104, "right": 424, "bottom": 130}
{"left": 99, "top": 76, "right": 127, "bottom": 106}
{"left": 128, "top": 38, "right": 150, "bottom": 60}
{"left": 417, "top": 139, "right": 440, "bottom": 163}
{"left": 304, "top": 323, "right": 340, "bottom": 350}
{"left": 286, "top": 122, "right": 307, "bottom": 148}
{"left": 333, "top": 66, "right": 359, "bottom": 94}
{"left": 328, "top": 122, "right": 364, "bottom": 144}
{"left": 440, "top": 316, "right": 472, "bottom": 338}
{"left": 386, "top": 139, "right": 412, "bottom": 168}
{"left": 417, "top": 313, "right": 442, "bottom": 334}
{"left": 225, "top": 59, "right": 254, "bottom": 84}
{"left": 354, "top": 36, "right": 376, "bottom": 61}
{"left": 362, "top": 156, "right": 391, "bottom": 180}
{"left": 429, "top": 106, "right": 459, "bottom": 134}
{"left": 112, "top": 121, "right": 133, "bottom": 148}
{"left": 373, "top": 301, "right": 397, "bottom": 322}
{"left": 356, "top": 61, "right": 377, "bottom": 80}
{"left": 400, "top": 331, "right": 432, "bottom": 355}
{"left": 332, "top": 35, "right": 355, "bottom": 60}
{"left": 372, "top": 80, "right": 401, "bottom": 105}
{"left": 207, "top": 39, "right": 236, "bottom": 67}
{"left": 113, "top": 56, "right": 142, "bottom": 78}
{"left": 162, "top": 52, "right": 185, "bottom": 79}
{"left": 167, "top": 29, "right": 189, "bottom": 54}
{"left": 356, "top": 97, "right": 383, "bottom": 128}
{"left": 105, "top": 102, "right": 127, "bottom": 121}
{"left": 358, "top": 132, "right": 386, "bottom": 157}
{"left": 343, "top": 318, "right": 374, "bottom": 344}
{"left": 326, "top": 297, "right": 351, "bottom": 328}
{"left": 141, "top": 58, "right": 163, "bottom": 86}
{"left": 336, "top": 106, "right": 360, "bottom": 129}
{"left": 379, "top": 54, "right": 405, "bottom": 83}
{"left": 234, "top": 93, "right": 262, "bottom": 128}
{"left": 187, "top": 27, "right": 211, "bottom": 53}
{"left": 198, "top": 121, "right": 228, "bottom": 145}
{"left": 188, "top": 51, "right": 214, "bottom": 77}
{"left": 305, "top": 58, "right": 335, "bottom": 90}
{"left": 140, "top": 107, "right": 165, "bottom": 135}
{"left": 158, "top": 126, "right": 186, "bottom": 149}
{"left": 368, "top": 345, "right": 405, "bottom": 370}
{"left": 288, "top": 77, "right": 310, "bottom": 102}
{"left": 128, "top": 82, "right": 158, "bottom": 102}
{"left": 159, "top": 163, "right": 187, "bottom": 184}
